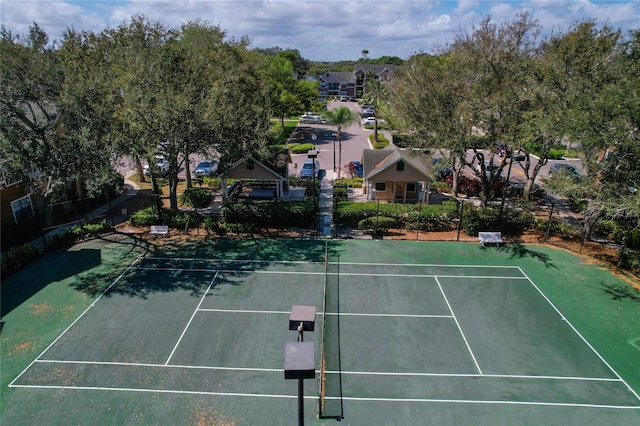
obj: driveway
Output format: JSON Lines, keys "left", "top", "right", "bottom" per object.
{"left": 290, "top": 100, "right": 373, "bottom": 180}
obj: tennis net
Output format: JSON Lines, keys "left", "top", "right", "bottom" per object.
{"left": 319, "top": 242, "right": 343, "bottom": 418}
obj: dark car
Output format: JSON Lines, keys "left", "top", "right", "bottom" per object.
{"left": 549, "top": 163, "right": 580, "bottom": 177}
{"left": 348, "top": 161, "right": 363, "bottom": 177}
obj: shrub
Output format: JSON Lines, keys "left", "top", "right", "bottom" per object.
{"left": 163, "top": 209, "right": 202, "bottom": 229}
{"left": 358, "top": 216, "right": 397, "bottom": 235}
{"left": 334, "top": 177, "right": 363, "bottom": 188}
{"left": 130, "top": 206, "right": 160, "bottom": 227}
{"left": 462, "top": 205, "right": 534, "bottom": 236}
{"left": 222, "top": 200, "right": 313, "bottom": 229}
{"left": 179, "top": 187, "right": 212, "bottom": 208}
{"left": 371, "top": 135, "right": 389, "bottom": 149}
{"left": 430, "top": 181, "right": 451, "bottom": 194}
{"left": 290, "top": 143, "right": 315, "bottom": 154}
{"left": 548, "top": 149, "right": 565, "bottom": 160}
{"left": 1, "top": 244, "right": 43, "bottom": 276}
{"left": 619, "top": 250, "right": 640, "bottom": 276}
{"left": 202, "top": 177, "right": 222, "bottom": 191}
{"left": 203, "top": 215, "right": 221, "bottom": 233}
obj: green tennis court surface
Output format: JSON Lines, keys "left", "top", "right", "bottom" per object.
{"left": 2, "top": 236, "right": 639, "bottom": 425}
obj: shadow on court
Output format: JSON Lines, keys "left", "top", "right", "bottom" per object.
{"left": 494, "top": 242, "right": 557, "bottom": 268}
{"left": 1, "top": 248, "right": 102, "bottom": 317}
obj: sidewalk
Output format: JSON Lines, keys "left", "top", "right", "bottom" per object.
{"left": 30, "top": 175, "right": 140, "bottom": 249}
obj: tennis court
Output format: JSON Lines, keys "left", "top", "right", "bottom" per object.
{"left": 2, "top": 237, "right": 640, "bottom": 425}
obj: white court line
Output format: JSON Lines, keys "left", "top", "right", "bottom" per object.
{"left": 8, "top": 384, "right": 314, "bottom": 400}
{"left": 518, "top": 267, "right": 640, "bottom": 403}
{"left": 8, "top": 256, "right": 143, "bottom": 388}
{"left": 322, "top": 396, "right": 640, "bottom": 410}
{"left": 329, "top": 272, "right": 528, "bottom": 280}
{"left": 29, "top": 359, "right": 620, "bottom": 383}
{"left": 165, "top": 271, "right": 219, "bottom": 366}
{"left": 142, "top": 256, "right": 323, "bottom": 265}
{"left": 334, "top": 262, "right": 522, "bottom": 268}
{"left": 434, "top": 276, "right": 483, "bottom": 375}
{"left": 32, "top": 359, "right": 287, "bottom": 373}
{"left": 131, "top": 266, "right": 323, "bottom": 275}
{"left": 326, "top": 370, "right": 622, "bottom": 382}
{"left": 197, "top": 308, "right": 452, "bottom": 319}
{"left": 8, "top": 384, "right": 638, "bottom": 410}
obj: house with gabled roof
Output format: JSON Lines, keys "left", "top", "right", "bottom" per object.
{"left": 220, "top": 151, "right": 291, "bottom": 203}
{"left": 318, "top": 71, "right": 357, "bottom": 99}
{"left": 361, "top": 145, "right": 433, "bottom": 203}
{"left": 318, "top": 64, "right": 399, "bottom": 100}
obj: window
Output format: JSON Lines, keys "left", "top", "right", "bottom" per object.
{"left": 11, "top": 195, "right": 34, "bottom": 224}
{"left": 375, "top": 182, "right": 386, "bottom": 191}
{"left": 396, "top": 161, "right": 405, "bottom": 171}
{"left": 407, "top": 183, "right": 416, "bottom": 192}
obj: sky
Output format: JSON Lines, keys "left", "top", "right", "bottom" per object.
{"left": 1, "top": 0, "right": 638, "bottom": 61}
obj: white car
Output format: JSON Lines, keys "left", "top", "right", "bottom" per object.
{"left": 143, "top": 155, "right": 169, "bottom": 176}
{"left": 299, "top": 159, "right": 320, "bottom": 179}
{"left": 362, "top": 117, "right": 384, "bottom": 126}
{"left": 299, "top": 114, "right": 323, "bottom": 124}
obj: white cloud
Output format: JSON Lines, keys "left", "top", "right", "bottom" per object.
{"left": 1, "top": 0, "right": 637, "bottom": 61}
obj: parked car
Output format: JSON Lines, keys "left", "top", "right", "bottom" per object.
{"left": 510, "top": 150, "right": 527, "bottom": 161}
{"left": 362, "top": 110, "right": 375, "bottom": 118}
{"left": 193, "top": 160, "right": 218, "bottom": 178}
{"left": 549, "top": 163, "right": 580, "bottom": 177}
{"left": 299, "top": 114, "right": 323, "bottom": 124}
{"left": 432, "top": 158, "right": 452, "bottom": 179}
{"left": 339, "top": 95, "right": 348, "bottom": 101}
{"left": 476, "top": 160, "right": 501, "bottom": 179}
{"left": 143, "top": 155, "right": 169, "bottom": 177}
{"left": 348, "top": 161, "right": 363, "bottom": 177}
{"left": 362, "top": 117, "right": 384, "bottom": 126}
{"left": 299, "top": 159, "right": 320, "bottom": 179}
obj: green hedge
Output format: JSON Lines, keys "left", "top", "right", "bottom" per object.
{"left": 179, "top": 188, "right": 212, "bottom": 208}
{"left": 222, "top": 200, "right": 314, "bottom": 229}
{"left": 290, "top": 143, "right": 315, "bottom": 154}
{"left": 358, "top": 216, "right": 397, "bottom": 235}
{"left": 462, "top": 205, "right": 535, "bottom": 236}
{"left": 130, "top": 206, "right": 160, "bottom": 227}
{"left": 337, "top": 200, "right": 459, "bottom": 230}
{"left": 1, "top": 244, "right": 43, "bottom": 276}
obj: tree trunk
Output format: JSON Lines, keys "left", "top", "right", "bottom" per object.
{"left": 184, "top": 154, "right": 192, "bottom": 189}
{"left": 136, "top": 157, "right": 146, "bottom": 183}
{"left": 169, "top": 171, "right": 179, "bottom": 210}
{"left": 523, "top": 177, "right": 535, "bottom": 200}
{"left": 75, "top": 177, "right": 85, "bottom": 199}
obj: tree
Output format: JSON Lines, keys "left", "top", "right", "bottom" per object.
{"left": 323, "top": 106, "right": 359, "bottom": 177}
{"left": 361, "top": 49, "right": 369, "bottom": 61}
{"left": 547, "top": 24, "right": 639, "bottom": 242}
{"left": 389, "top": 53, "right": 472, "bottom": 197}
{"left": 106, "top": 17, "right": 270, "bottom": 209}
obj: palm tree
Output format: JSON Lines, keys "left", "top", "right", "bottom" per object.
{"left": 323, "top": 106, "right": 360, "bottom": 177}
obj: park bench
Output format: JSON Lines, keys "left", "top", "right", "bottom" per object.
{"left": 479, "top": 231, "right": 503, "bottom": 247}
{"left": 150, "top": 225, "right": 169, "bottom": 237}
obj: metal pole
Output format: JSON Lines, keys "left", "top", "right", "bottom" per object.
{"left": 498, "top": 158, "right": 513, "bottom": 226}
{"left": 545, "top": 201, "right": 555, "bottom": 242}
{"left": 298, "top": 378, "right": 304, "bottom": 426}
{"left": 457, "top": 200, "right": 464, "bottom": 241}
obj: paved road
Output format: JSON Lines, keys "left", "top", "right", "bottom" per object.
{"left": 290, "top": 100, "right": 373, "bottom": 180}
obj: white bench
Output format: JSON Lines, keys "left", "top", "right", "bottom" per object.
{"left": 479, "top": 231, "right": 503, "bottom": 247}
{"left": 150, "top": 225, "right": 169, "bottom": 237}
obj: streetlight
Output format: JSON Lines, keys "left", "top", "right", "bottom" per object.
{"left": 285, "top": 305, "right": 316, "bottom": 426}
